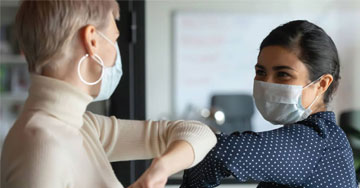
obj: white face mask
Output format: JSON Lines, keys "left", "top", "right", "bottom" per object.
{"left": 253, "top": 78, "right": 321, "bottom": 125}
{"left": 77, "top": 31, "right": 123, "bottom": 101}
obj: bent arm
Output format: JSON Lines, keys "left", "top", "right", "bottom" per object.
{"left": 84, "top": 112, "right": 217, "bottom": 167}
{"left": 182, "top": 126, "right": 325, "bottom": 187}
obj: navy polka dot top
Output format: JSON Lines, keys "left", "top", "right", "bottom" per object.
{"left": 181, "top": 111, "right": 358, "bottom": 188}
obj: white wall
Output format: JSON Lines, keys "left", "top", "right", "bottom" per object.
{"left": 355, "top": 45, "right": 360, "bottom": 109}
{"left": 146, "top": 0, "right": 360, "bottom": 122}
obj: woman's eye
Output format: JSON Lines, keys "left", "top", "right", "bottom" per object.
{"left": 277, "top": 72, "right": 291, "bottom": 78}
{"left": 256, "top": 70, "right": 266, "bottom": 76}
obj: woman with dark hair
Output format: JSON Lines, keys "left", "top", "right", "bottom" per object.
{"left": 181, "top": 20, "right": 358, "bottom": 187}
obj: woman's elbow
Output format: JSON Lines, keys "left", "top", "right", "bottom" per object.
{"left": 177, "top": 120, "right": 217, "bottom": 167}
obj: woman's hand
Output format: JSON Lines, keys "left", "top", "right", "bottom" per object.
{"left": 128, "top": 158, "right": 169, "bottom": 188}
{"left": 128, "top": 140, "right": 195, "bottom": 188}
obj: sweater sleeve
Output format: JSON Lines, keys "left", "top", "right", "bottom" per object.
{"left": 83, "top": 111, "right": 217, "bottom": 167}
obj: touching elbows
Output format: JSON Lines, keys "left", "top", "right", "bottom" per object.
{"left": 169, "top": 120, "right": 217, "bottom": 168}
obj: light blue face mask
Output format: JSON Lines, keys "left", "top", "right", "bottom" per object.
{"left": 253, "top": 78, "right": 321, "bottom": 125}
{"left": 77, "top": 31, "right": 123, "bottom": 101}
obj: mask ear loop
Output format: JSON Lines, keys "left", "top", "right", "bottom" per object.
{"left": 77, "top": 54, "right": 104, "bottom": 85}
{"left": 307, "top": 95, "right": 320, "bottom": 109}
{"left": 97, "top": 31, "right": 117, "bottom": 47}
{"left": 96, "top": 31, "right": 118, "bottom": 69}
{"left": 303, "top": 76, "right": 323, "bottom": 89}
{"left": 303, "top": 76, "right": 323, "bottom": 109}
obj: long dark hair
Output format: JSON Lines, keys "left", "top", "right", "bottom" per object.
{"left": 260, "top": 20, "right": 340, "bottom": 104}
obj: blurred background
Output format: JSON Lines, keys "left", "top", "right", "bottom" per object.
{"left": 1, "top": 0, "right": 359, "bottom": 187}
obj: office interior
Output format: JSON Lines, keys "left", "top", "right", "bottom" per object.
{"left": 0, "top": 0, "right": 359, "bottom": 187}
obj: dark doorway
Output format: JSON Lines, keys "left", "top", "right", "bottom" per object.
{"left": 109, "top": 0, "right": 147, "bottom": 186}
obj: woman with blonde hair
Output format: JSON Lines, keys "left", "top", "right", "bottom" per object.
{"left": 1, "top": 1, "right": 216, "bottom": 187}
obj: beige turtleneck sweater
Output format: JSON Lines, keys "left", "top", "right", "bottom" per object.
{"left": 1, "top": 75, "right": 217, "bottom": 188}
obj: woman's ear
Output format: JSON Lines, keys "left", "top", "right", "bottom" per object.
{"left": 317, "top": 74, "right": 333, "bottom": 96}
{"left": 81, "top": 25, "right": 97, "bottom": 57}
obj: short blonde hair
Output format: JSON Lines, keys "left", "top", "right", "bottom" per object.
{"left": 16, "top": 0, "right": 120, "bottom": 74}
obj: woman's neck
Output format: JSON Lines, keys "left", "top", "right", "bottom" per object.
{"left": 311, "top": 102, "right": 328, "bottom": 114}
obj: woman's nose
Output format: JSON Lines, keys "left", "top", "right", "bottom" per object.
{"left": 262, "top": 75, "right": 274, "bottom": 83}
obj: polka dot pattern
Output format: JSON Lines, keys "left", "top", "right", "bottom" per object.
{"left": 181, "top": 111, "right": 358, "bottom": 188}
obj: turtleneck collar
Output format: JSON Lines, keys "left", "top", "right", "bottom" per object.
{"left": 23, "top": 74, "right": 93, "bottom": 129}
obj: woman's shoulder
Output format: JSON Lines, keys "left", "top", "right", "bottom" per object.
{"left": 278, "top": 111, "right": 338, "bottom": 139}
{"left": 1, "top": 120, "right": 72, "bottom": 188}
{"left": 4, "top": 110, "right": 79, "bottom": 156}
{"left": 233, "top": 111, "right": 339, "bottom": 145}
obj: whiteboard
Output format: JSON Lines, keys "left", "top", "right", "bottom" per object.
{"left": 173, "top": 10, "right": 360, "bottom": 132}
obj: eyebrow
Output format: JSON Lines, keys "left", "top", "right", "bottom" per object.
{"left": 255, "top": 64, "right": 265, "bottom": 69}
{"left": 272, "top": 66, "right": 296, "bottom": 71}
{"left": 255, "top": 64, "right": 296, "bottom": 71}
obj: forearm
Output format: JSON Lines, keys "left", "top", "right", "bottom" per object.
{"left": 128, "top": 141, "right": 196, "bottom": 188}
{"left": 128, "top": 120, "right": 216, "bottom": 188}
{"left": 155, "top": 140, "right": 194, "bottom": 176}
